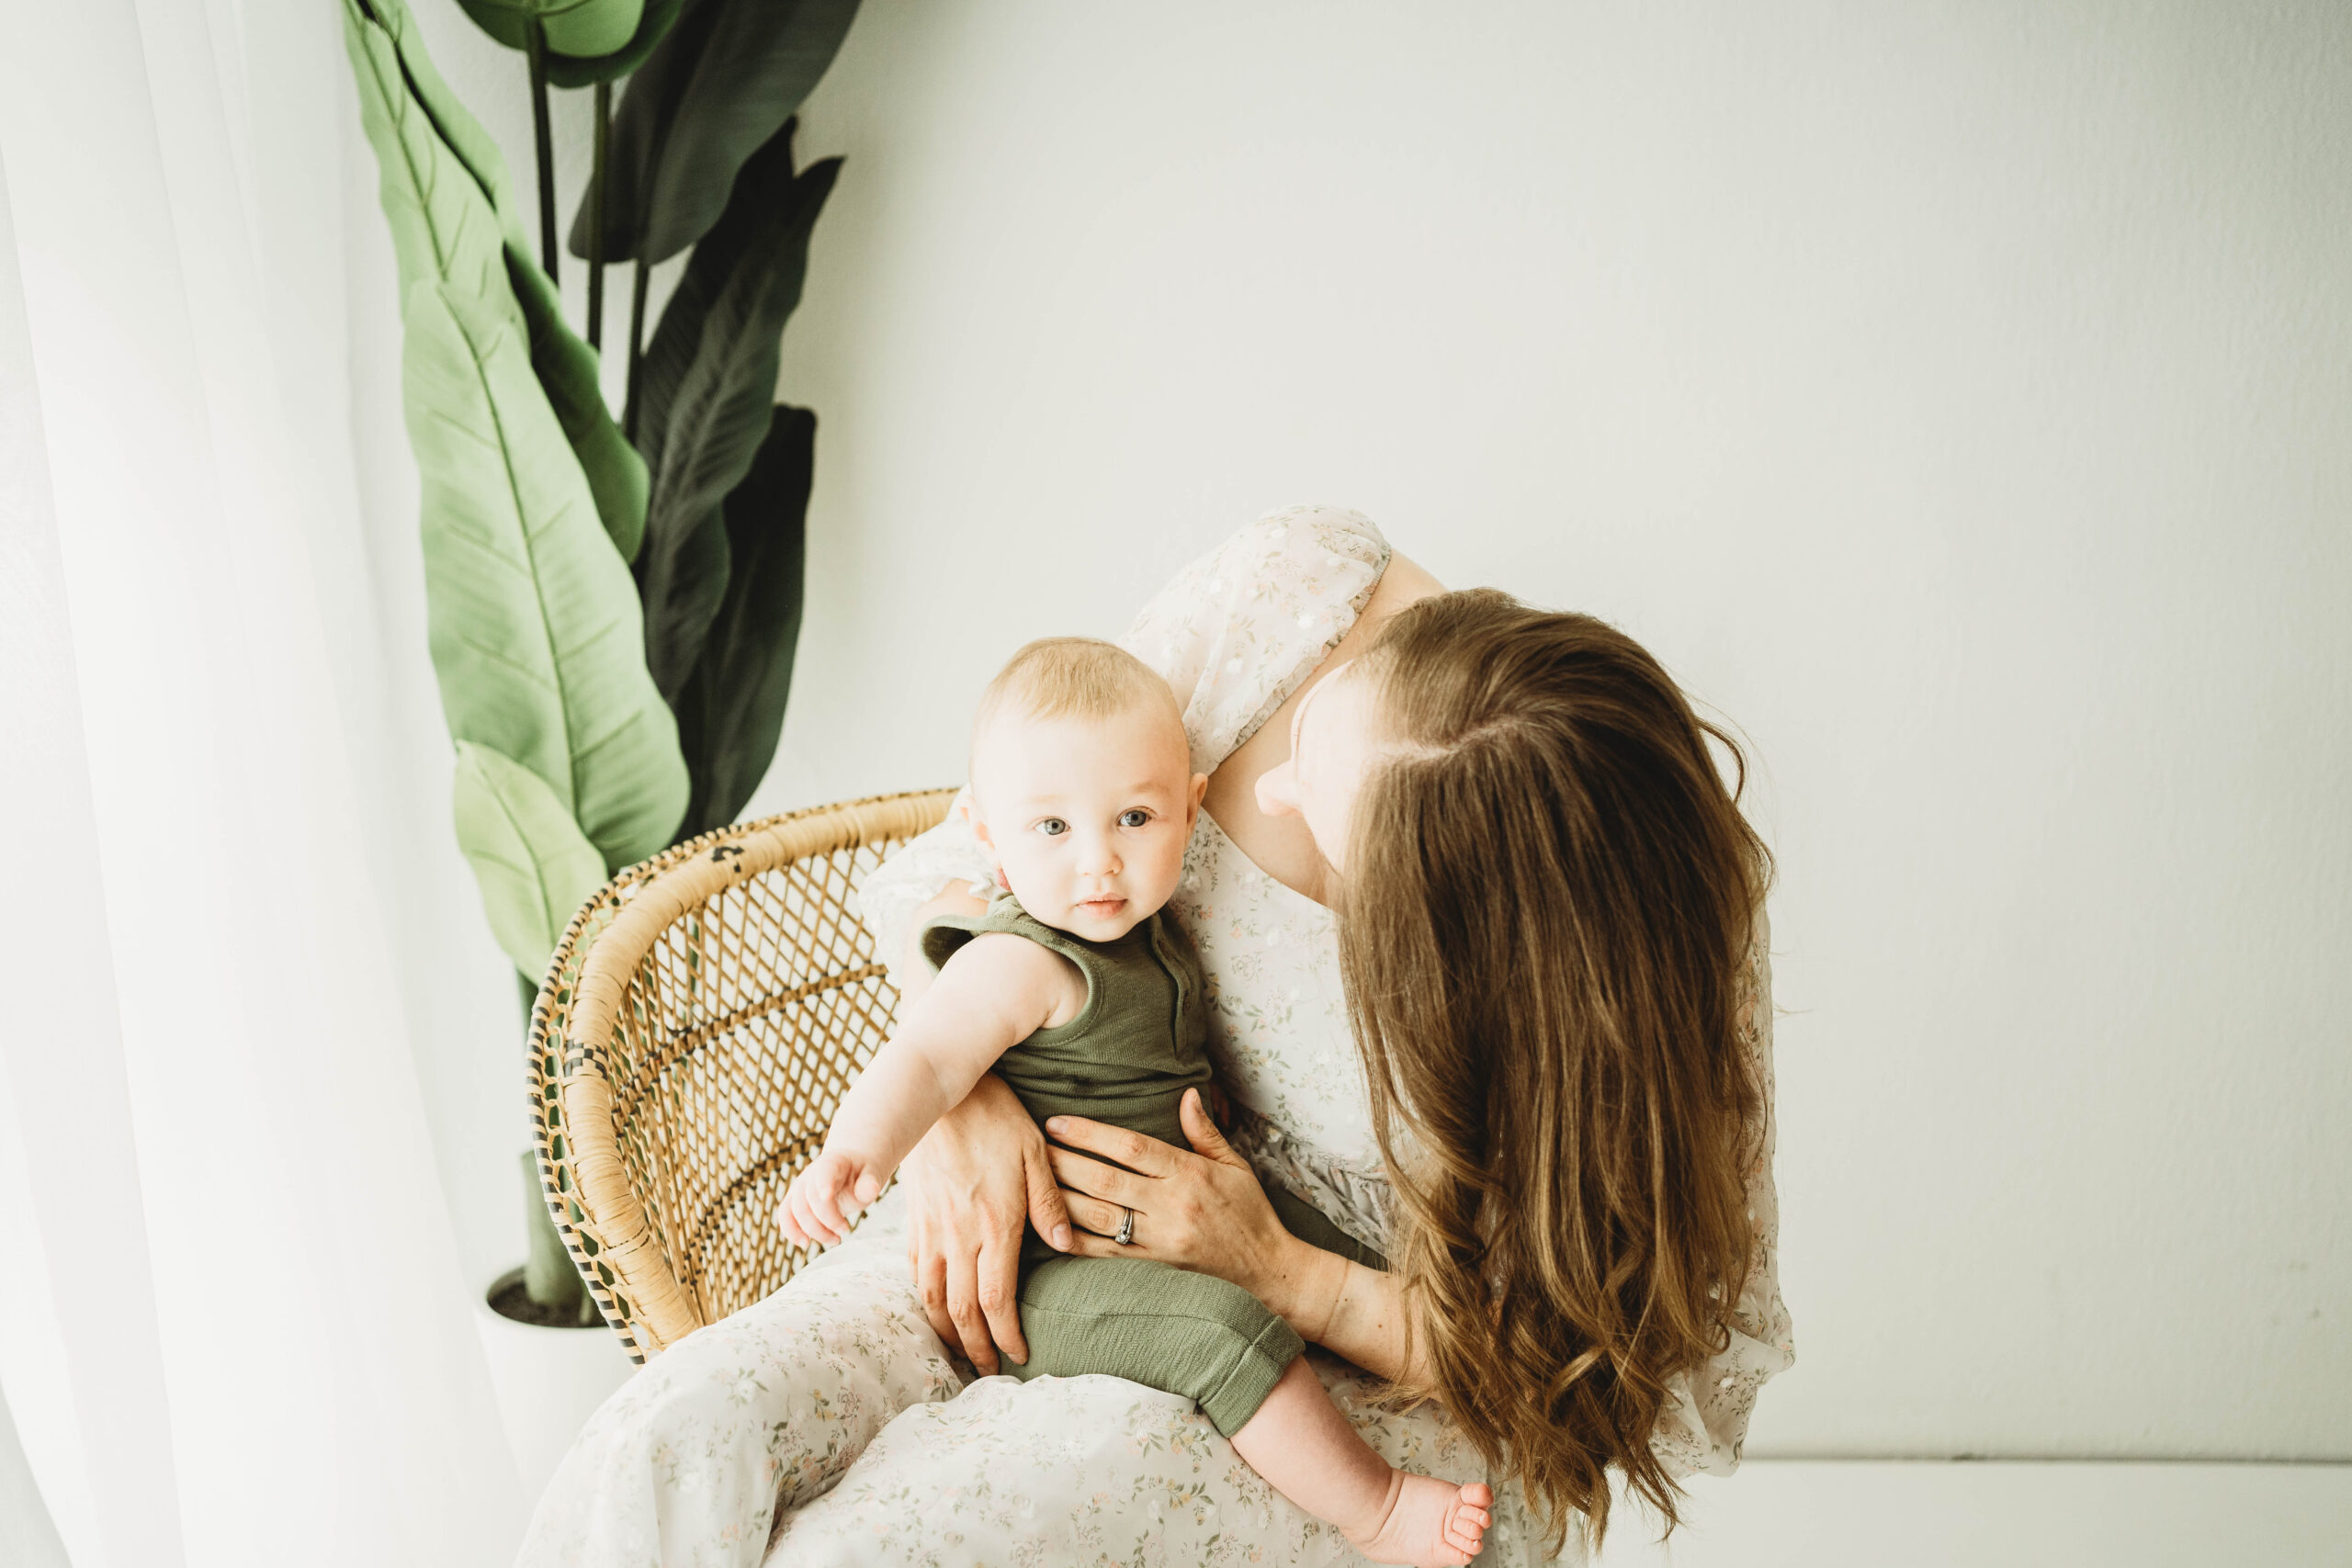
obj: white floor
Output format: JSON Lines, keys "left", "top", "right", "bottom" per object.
{"left": 1589, "top": 1461, "right": 2351, "bottom": 1568}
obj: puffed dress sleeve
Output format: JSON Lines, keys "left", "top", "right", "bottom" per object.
{"left": 1120, "top": 502, "right": 1390, "bottom": 772}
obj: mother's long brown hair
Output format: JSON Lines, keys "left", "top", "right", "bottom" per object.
{"left": 1336, "top": 589, "right": 1770, "bottom": 1551}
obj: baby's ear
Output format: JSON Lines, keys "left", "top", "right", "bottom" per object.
{"left": 1188, "top": 772, "right": 1209, "bottom": 818}
{"left": 970, "top": 818, "right": 1011, "bottom": 886}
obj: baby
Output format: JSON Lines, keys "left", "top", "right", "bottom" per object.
{"left": 779, "top": 637, "right": 1492, "bottom": 1566}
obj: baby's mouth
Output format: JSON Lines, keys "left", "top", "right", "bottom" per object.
{"left": 1075, "top": 896, "right": 1128, "bottom": 918}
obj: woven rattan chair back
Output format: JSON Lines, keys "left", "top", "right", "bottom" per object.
{"left": 528, "top": 789, "right": 956, "bottom": 1361}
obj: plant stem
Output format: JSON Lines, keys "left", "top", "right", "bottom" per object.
{"left": 516, "top": 971, "right": 590, "bottom": 1316}
{"left": 525, "top": 18, "right": 558, "bottom": 288}
{"left": 587, "top": 80, "right": 610, "bottom": 352}
{"left": 625, "top": 254, "right": 650, "bottom": 442}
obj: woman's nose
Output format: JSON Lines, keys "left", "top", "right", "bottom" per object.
{"left": 1256, "top": 760, "right": 1301, "bottom": 819}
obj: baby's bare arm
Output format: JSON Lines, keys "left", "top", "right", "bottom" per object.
{"left": 785, "top": 935, "right": 1080, "bottom": 1246}
{"left": 823, "top": 934, "right": 1080, "bottom": 1179}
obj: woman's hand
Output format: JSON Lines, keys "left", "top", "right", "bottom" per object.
{"left": 1046, "top": 1089, "right": 1340, "bottom": 1334}
{"left": 900, "top": 1072, "right": 1073, "bottom": 1375}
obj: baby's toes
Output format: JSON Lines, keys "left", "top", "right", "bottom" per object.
{"left": 1446, "top": 1486, "right": 1492, "bottom": 1552}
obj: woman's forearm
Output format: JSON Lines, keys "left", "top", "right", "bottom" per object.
{"left": 1273, "top": 1240, "right": 1429, "bottom": 1388}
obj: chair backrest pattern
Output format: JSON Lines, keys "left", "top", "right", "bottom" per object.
{"left": 527, "top": 790, "right": 957, "bottom": 1361}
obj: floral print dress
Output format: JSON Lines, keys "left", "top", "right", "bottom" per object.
{"left": 515, "top": 507, "right": 1794, "bottom": 1568}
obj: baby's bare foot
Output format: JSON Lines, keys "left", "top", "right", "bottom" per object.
{"left": 1344, "top": 1472, "right": 1494, "bottom": 1566}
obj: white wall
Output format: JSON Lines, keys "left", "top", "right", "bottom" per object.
{"left": 361, "top": 1, "right": 2352, "bottom": 1460}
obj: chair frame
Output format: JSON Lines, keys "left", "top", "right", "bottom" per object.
{"left": 526, "top": 789, "right": 956, "bottom": 1361}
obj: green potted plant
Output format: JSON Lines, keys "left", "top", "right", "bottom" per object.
{"left": 341, "top": 0, "right": 857, "bottom": 1489}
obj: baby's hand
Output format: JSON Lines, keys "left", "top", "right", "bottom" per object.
{"left": 778, "top": 1149, "right": 886, "bottom": 1248}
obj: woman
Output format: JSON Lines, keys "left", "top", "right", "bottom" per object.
{"left": 518, "top": 507, "right": 1791, "bottom": 1566}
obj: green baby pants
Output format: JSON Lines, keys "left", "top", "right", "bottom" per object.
{"left": 1001, "top": 1185, "right": 1384, "bottom": 1437}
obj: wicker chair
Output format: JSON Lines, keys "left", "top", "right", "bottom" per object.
{"left": 526, "top": 789, "right": 956, "bottom": 1362}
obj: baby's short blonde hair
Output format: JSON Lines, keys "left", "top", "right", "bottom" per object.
{"left": 971, "top": 637, "right": 1185, "bottom": 749}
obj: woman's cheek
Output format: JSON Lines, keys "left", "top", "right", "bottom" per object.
{"left": 1306, "top": 785, "right": 1362, "bottom": 874}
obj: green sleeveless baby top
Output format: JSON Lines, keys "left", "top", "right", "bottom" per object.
{"left": 918, "top": 889, "right": 1213, "bottom": 1151}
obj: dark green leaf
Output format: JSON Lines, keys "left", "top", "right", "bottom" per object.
{"left": 546, "top": 0, "right": 684, "bottom": 86}
{"left": 633, "top": 130, "right": 838, "bottom": 702}
{"left": 567, "top": 0, "right": 859, "bottom": 265}
{"left": 564, "top": 0, "right": 724, "bottom": 264}
{"left": 643, "top": 493, "right": 731, "bottom": 705}
{"left": 673, "top": 405, "right": 814, "bottom": 837}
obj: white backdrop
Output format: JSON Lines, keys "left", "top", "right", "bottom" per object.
{"left": 722, "top": 0, "right": 2347, "bottom": 1461}
{"left": 6, "top": 13, "right": 2328, "bottom": 1565}
{"left": 6, "top": 1, "right": 2343, "bottom": 1562}
{"left": 379, "top": 0, "right": 2352, "bottom": 1468}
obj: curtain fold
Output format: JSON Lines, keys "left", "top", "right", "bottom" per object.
{"left": 0, "top": 2, "right": 527, "bottom": 1562}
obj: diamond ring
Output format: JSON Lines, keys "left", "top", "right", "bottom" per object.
{"left": 1114, "top": 1207, "right": 1135, "bottom": 1246}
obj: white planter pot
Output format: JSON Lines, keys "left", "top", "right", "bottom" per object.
{"left": 472, "top": 1268, "right": 637, "bottom": 1502}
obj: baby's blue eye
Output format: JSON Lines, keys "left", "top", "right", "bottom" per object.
{"left": 1035, "top": 818, "right": 1068, "bottom": 838}
{"left": 1118, "top": 809, "right": 1149, "bottom": 829}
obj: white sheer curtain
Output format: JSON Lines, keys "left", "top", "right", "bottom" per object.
{"left": 0, "top": 1, "right": 526, "bottom": 1563}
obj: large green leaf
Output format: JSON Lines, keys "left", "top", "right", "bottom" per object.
{"left": 342, "top": 0, "right": 509, "bottom": 315}
{"left": 672, "top": 405, "right": 815, "bottom": 838}
{"left": 455, "top": 0, "right": 644, "bottom": 58}
{"left": 507, "top": 254, "right": 647, "bottom": 561}
{"left": 352, "top": 0, "right": 525, "bottom": 249}
{"left": 633, "top": 129, "right": 838, "bottom": 701}
{"left": 452, "top": 740, "right": 612, "bottom": 974}
{"left": 402, "top": 276, "right": 688, "bottom": 871}
{"left": 346, "top": 0, "right": 645, "bottom": 561}
{"left": 566, "top": 0, "right": 860, "bottom": 265}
